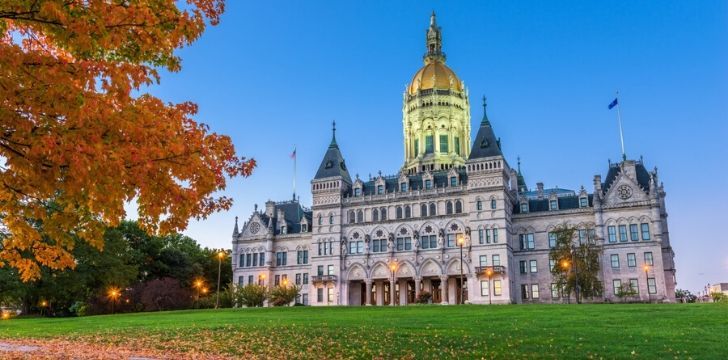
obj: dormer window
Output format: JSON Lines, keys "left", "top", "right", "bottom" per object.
{"left": 400, "top": 182, "right": 408, "bottom": 192}
{"left": 301, "top": 224, "right": 308, "bottom": 232}
{"left": 579, "top": 197, "right": 588, "bottom": 208}
{"left": 450, "top": 177, "right": 457, "bottom": 186}
{"left": 425, "top": 179, "right": 432, "bottom": 190}
{"left": 281, "top": 226, "right": 287, "bottom": 234}
{"left": 377, "top": 185, "right": 384, "bottom": 195}
{"left": 354, "top": 188, "right": 361, "bottom": 197}
{"left": 520, "top": 202, "right": 529, "bottom": 213}
{"left": 549, "top": 199, "right": 558, "bottom": 211}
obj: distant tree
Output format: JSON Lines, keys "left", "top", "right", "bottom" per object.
{"left": 269, "top": 285, "right": 300, "bottom": 307}
{"left": 675, "top": 289, "right": 697, "bottom": 303}
{"left": 237, "top": 284, "right": 268, "bottom": 307}
{"left": 549, "top": 223, "right": 603, "bottom": 303}
{"left": 710, "top": 292, "right": 727, "bottom": 303}
{"left": 139, "top": 277, "right": 192, "bottom": 311}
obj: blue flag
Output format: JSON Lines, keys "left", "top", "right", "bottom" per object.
{"left": 608, "top": 98, "right": 618, "bottom": 109}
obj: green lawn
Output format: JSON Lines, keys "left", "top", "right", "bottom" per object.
{"left": 1, "top": 304, "right": 726, "bottom": 359}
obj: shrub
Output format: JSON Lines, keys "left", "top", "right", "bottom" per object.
{"left": 237, "top": 284, "right": 268, "bottom": 307}
{"left": 710, "top": 292, "right": 727, "bottom": 303}
{"left": 416, "top": 291, "right": 432, "bottom": 304}
{"left": 269, "top": 285, "right": 300, "bottom": 307}
{"left": 615, "top": 284, "right": 638, "bottom": 303}
{"left": 140, "top": 277, "right": 192, "bottom": 311}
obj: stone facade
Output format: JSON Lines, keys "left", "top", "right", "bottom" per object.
{"left": 231, "top": 14, "right": 677, "bottom": 306}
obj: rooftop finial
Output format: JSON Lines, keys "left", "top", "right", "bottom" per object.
{"left": 424, "top": 11, "right": 444, "bottom": 63}
{"left": 517, "top": 156, "right": 522, "bottom": 174}
{"left": 430, "top": 10, "right": 436, "bottom": 26}
{"left": 329, "top": 120, "right": 338, "bottom": 147}
{"left": 233, "top": 216, "right": 239, "bottom": 235}
{"left": 481, "top": 95, "right": 490, "bottom": 125}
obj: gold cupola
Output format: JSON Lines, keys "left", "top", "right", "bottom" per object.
{"left": 402, "top": 12, "right": 471, "bottom": 175}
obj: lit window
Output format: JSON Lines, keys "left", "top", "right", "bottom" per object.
{"left": 531, "top": 284, "right": 540, "bottom": 299}
{"left": 328, "top": 287, "right": 335, "bottom": 303}
{"left": 480, "top": 281, "right": 490, "bottom": 296}
{"left": 493, "top": 280, "right": 502, "bottom": 296}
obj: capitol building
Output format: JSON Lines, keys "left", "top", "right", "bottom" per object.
{"left": 231, "top": 13, "right": 677, "bottom": 305}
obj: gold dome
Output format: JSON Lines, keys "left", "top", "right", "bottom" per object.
{"left": 407, "top": 61, "right": 463, "bottom": 95}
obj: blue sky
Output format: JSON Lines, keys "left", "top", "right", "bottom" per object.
{"left": 144, "top": 1, "right": 727, "bottom": 293}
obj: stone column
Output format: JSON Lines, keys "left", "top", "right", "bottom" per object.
{"left": 390, "top": 278, "right": 397, "bottom": 306}
{"left": 376, "top": 281, "right": 384, "bottom": 305}
{"left": 414, "top": 277, "right": 422, "bottom": 299}
{"left": 440, "top": 275, "right": 448, "bottom": 305}
{"left": 365, "top": 280, "right": 372, "bottom": 306}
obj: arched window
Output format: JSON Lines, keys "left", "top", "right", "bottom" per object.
{"left": 380, "top": 207, "right": 387, "bottom": 221}
{"left": 476, "top": 199, "right": 483, "bottom": 211}
{"left": 396, "top": 206, "right": 403, "bottom": 219}
{"left": 356, "top": 210, "right": 363, "bottom": 223}
{"left": 455, "top": 200, "right": 462, "bottom": 214}
{"left": 348, "top": 210, "right": 355, "bottom": 224}
{"left": 318, "top": 215, "right": 323, "bottom": 225}
{"left": 429, "top": 203, "right": 437, "bottom": 216}
{"left": 420, "top": 204, "right": 427, "bottom": 217}
{"left": 372, "top": 208, "right": 379, "bottom": 222}
{"left": 491, "top": 198, "right": 497, "bottom": 210}
{"left": 329, "top": 214, "right": 334, "bottom": 225}
{"left": 446, "top": 201, "right": 453, "bottom": 215}
{"left": 404, "top": 205, "right": 411, "bottom": 218}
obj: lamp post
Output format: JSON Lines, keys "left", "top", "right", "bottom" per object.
{"left": 215, "top": 250, "right": 225, "bottom": 309}
{"left": 485, "top": 268, "right": 494, "bottom": 305}
{"left": 107, "top": 288, "right": 120, "bottom": 314}
{"left": 389, "top": 260, "right": 398, "bottom": 306}
{"left": 643, "top": 264, "right": 650, "bottom": 303}
{"left": 456, "top": 233, "right": 465, "bottom": 305}
{"left": 571, "top": 245, "right": 580, "bottom": 304}
{"left": 561, "top": 260, "right": 570, "bottom": 304}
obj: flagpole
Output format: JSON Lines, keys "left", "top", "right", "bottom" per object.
{"left": 293, "top": 145, "right": 296, "bottom": 201}
{"left": 615, "top": 91, "right": 626, "bottom": 161}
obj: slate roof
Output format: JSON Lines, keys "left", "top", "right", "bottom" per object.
{"left": 271, "top": 200, "right": 312, "bottom": 235}
{"left": 353, "top": 169, "right": 468, "bottom": 196}
{"left": 602, "top": 161, "right": 651, "bottom": 193}
{"left": 314, "top": 134, "right": 352, "bottom": 183}
{"left": 513, "top": 194, "right": 594, "bottom": 214}
{"left": 468, "top": 102, "right": 503, "bottom": 159}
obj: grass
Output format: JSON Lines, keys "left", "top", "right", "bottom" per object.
{"left": 1, "top": 304, "right": 726, "bottom": 359}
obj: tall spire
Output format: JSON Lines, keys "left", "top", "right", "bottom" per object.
{"left": 329, "top": 120, "right": 337, "bottom": 148}
{"left": 424, "top": 11, "right": 445, "bottom": 64}
{"left": 517, "top": 156, "right": 522, "bottom": 174}
{"left": 233, "top": 216, "right": 239, "bottom": 236}
{"left": 516, "top": 156, "right": 528, "bottom": 192}
{"left": 481, "top": 96, "right": 490, "bottom": 125}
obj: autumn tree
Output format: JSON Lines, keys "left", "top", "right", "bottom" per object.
{"left": 549, "top": 223, "right": 603, "bottom": 303}
{"left": 0, "top": 0, "right": 254, "bottom": 281}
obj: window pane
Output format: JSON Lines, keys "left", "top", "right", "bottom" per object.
{"left": 425, "top": 135, "right": 433, "bottom": 153}
{"left": 439, "top": 134, "right": 449, "bottom": 153}
{"left": 641, "top": 223, "right": 651, "bottom": 240}
{"left": 619, "top": 225, "right": 628, "bottom": 242}
{"left": 630, "top": 224, "right": 639, "bottom": 241}
{"left": 608, "top": 226, "right": 617, "bottom": 243}
{"left": 480, "top": 281, "right": 489, "bottom": 296}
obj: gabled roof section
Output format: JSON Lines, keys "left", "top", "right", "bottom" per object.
{"left": 469, "top": 97, "right": 503, "bottom": 160}
{"left": 274, "top": 200, "right": 312, "bottom": 234}
{"left": 602, "top": 160, "right": 651, "bottom": 193}
{"left": 314, "top": 121, "right": 352, "bottom": 183}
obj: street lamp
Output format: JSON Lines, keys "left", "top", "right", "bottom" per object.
{"left": 485, "top": 268, "right": 494, "bottom": 305}
{"left": 107, "top": 287, "right": 121, "bottom": 314}
{"left": 389, "top": 260, "right": 398, "bottom": 306}
{"left": 193, "top": 278, "right": 204, "bottom": 301}
{"left": 215, "top": 250, "right": 226, "bottom": 309}
{"left": 643, "top": 264, "right": 651, "bottom": 302}
{"left": 571, "top": 245, "right": 580, "bottom": 304}
{"left": 456, "top": 233, "right": 466, "bottom": 305}
{"left": 560, "top": 260, "right": 570, "bottom": 304}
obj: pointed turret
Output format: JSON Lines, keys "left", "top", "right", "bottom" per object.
{"left": 516, "top": 156, "right": 528, "bottom": 192}
{"left": 233, "top": 216, "right": 239, "bottom": 236}
{"left": 424, "top": 11, "right": 445, "bottom": 64}
{"left": 469, "top": 96, "right": 503, "bottom": 159}
{"left": 314, "top": 121, "right": 352, "bottom": 183}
